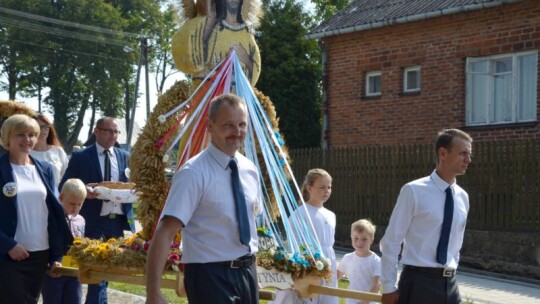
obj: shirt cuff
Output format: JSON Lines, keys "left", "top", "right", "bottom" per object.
{"left": 382, "top": 282, "right": 397, "bottom": 294}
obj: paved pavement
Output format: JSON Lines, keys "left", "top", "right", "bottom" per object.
{"left": 334, "top": 250, "right": 540, "bottom": 304}
{"left": 72, "top": 262, "right": 540, "bottom": 304}
{"left": 457, "top": 269, "right": 540, "bottom": 304}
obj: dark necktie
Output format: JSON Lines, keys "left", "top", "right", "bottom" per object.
{"left": 103, "top": 149, "right": 111, "bottom": 181}
{"left": 229, "top": 159, "right": 250, "bottom": 246}
{"left": 436, "top": 186, "right": 454, "bottom": 264}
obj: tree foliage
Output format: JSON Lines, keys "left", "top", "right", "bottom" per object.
{"left": 256, "top": 0, "right": 322, "bottom": 148}
{"left": 310, "top": 0, "right": 352, "bottom": 23}
{"left": 0, "top": 0, "right": 164, "bottom": 150}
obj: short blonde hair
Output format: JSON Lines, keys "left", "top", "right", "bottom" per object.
{"left": 61, "top": 178, "right": 87, "bottom": 200}
{"left": 208, "top": 94, "right": 247, "bottom": 122}
{"left": 1, "top": 114, "right": 40, "bottom": 149}
{"left": 351, "top": 219, "right": 376, "bottom": 239}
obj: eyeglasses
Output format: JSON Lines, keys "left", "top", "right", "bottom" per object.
{"left": 97, "top": 127, "right": 121, "bottom": 135}
{"left": 39, "top": 125, "right": 50, "bottom": 130}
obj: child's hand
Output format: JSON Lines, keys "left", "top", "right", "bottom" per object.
{"left": 48, "top": 261, "right": 63, "bottom": 278}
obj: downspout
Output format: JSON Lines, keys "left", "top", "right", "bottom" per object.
{"left": 320, "top": 40, "right": 329, "bottom": 150}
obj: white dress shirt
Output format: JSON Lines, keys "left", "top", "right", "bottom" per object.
{"left": 380, "top": 171, "right": 469, "bottom": 293}
{"left": 96, "top": 144, "right": 124, "bottom": 216}
{"left": 161, "top": 143, "right": 262, "bottom": 263}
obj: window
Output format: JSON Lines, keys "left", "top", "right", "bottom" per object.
{"left": 466, "top": 51, "right": 537, "bottom": 126}
{"left": 365, "top": 71, "right": 381, "bottom": 97}
{"left": 403, "top": 66, "right": 421, "bottom": 92}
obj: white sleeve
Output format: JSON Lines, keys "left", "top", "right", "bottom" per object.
{"left": 373, "top": 255, "right": 382, "bottom": 276}
{"left": 337, "top": 253, "right": 349, "bottom": 273}
{"left": 160, "top": 167, "right": 202, "bottom": 226}
{"left": 379, "top": 184, "right": 415, "bottom": 293}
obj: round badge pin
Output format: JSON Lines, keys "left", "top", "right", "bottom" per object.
{"left": 3, "top": 182, "right": 17, "bottom": 197}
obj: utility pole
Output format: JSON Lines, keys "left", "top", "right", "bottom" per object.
{"left": 143, "top": 38, "right": 151, "bottom": 119}
{"left": 126, "top": 37, "right": 149, "bottom": 151}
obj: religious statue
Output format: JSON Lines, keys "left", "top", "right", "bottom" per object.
{"left": 172, "top": 0, "right": 262, "bottom": 85}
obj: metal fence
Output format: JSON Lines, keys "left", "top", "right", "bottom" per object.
{"left": 289, "top": 139, "right": 540, "bottom": 237}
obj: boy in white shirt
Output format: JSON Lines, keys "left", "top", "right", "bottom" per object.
{"left": 338, "top": 219, "right": 381, "bottom": 304}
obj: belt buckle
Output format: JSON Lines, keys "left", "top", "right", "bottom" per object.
{"left": 109, "top": 213, "right": 116, "bottom": 219}
{"left": 230, "top": 260, "right": 240, "bottom": 269}
{"left": 443, "top": 267, "right": 454, "bottom": 277}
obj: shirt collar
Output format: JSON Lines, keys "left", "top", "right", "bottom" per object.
{"left": 207, "top": 143, "right": 236, "bottom": 170}
{"left": 96, "top": 143, "right": 115, "bottom": 158}
{"left": 430, "top": 170, "right": 455, "bottom": 192}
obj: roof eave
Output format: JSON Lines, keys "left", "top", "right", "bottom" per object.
{"left": 306, "top": 0, "right": 526, "bottom": 40}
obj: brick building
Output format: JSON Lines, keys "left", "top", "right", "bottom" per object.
{"left": 307, "top": 0, "right": 539, "bottom": 147}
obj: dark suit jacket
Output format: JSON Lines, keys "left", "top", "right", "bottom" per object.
{"left": 60, "top": 144, "right": 135, "bottom": 235}
{"left": 0, "top": 152, "right": 73, "bottom": 262}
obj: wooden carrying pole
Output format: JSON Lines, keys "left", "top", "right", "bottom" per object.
{"left": 52, "top": 266, "right": 276, "bottom": 300}
{"left": 308, "top": 284, "right": 382, "bottom": 302}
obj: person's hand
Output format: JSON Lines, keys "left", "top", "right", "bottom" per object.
{"left": 86, "top": 183, "right": 99, "bottom": 199}
{"left": 145, "top": 292, "right": 168, "bottom": 304}
{"left": 381, "top": 291, "right": 399, "bottom": 304}
{"left": 8, "top": 244, "right": 29, "bottom": 261}
{"left": 48, "top": 261, "right": 62, "bottom": 278}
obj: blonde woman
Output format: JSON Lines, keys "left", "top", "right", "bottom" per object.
{"left": 0, "top": 114, "right": 73, "bottom": 303}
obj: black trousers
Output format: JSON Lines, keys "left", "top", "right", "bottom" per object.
{"left": 398, "top": 266, "right": 461, "bottom": 304}
{"left": 0, "top": 249, "right": 49, "bottom": 304}
{"left": 184, "top": 261, "right": 259, "bottom": 304}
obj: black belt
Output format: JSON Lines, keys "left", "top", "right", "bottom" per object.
{"left": 403, "top": 265, "right": 456, "bottom": 277}
{"left": 209, "top": 255, "right": 256, "bottom": 268}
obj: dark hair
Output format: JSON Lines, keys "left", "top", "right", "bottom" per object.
{"left": 35, "top": 114, "right": 63, "bottom": 147}
{"left": 435, "top": 128, "right": 473, "bottom": 162}
{"left": 215, "top": 0, "right": 244, "bottom": 23}
{"left": 95, "top": 117, "right": 116, "bottom": 128}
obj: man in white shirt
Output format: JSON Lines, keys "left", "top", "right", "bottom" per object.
{"left": 380, "top": 129, "right": 473, "bottom": 304}
{"left": 146, "top": 93, "right": 262, "bottom": 304}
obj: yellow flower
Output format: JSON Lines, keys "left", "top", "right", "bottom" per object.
{"left": 99, "top": 243, "right": 111, "bottom": 250}
{"left": 107, "top": 238, "right": 117, "bottom": 244}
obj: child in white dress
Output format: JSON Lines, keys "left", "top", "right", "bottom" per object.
{"left": 337, "top": 219, "right": 381, "bottom": 304}
{"left": 272, "top": 168, "right": 338, "bottom": 304}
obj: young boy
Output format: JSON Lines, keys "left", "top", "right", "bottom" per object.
{"left": 337, "top": 219, "right": 381, "bottom": 304}
{"left": 41, "top": 178, "right": 87, "bottom": 304}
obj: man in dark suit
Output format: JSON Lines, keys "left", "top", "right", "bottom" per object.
{"left": 60, "top": 117, "right": 135, "bottom": 304}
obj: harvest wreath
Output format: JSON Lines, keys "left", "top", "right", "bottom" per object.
{"left": 61, "top": 81, "right": 327, "bottom": 281}
{"left": 0, "top": 100, "right": 36, "bottom": 121}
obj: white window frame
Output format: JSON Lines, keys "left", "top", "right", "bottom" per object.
{"left": 403, "top": 66, "right": 421, "bottom": 92}
{"left": 466, "top": 50, "right": 537, "bottom": 126}
{"left": 365, "top": 71, "right": 381, "bottom": 97}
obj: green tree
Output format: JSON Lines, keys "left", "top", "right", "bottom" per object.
{"left": 257, "top": 0, "right": 322, "bottom": 148}
{"left": 0, "top": 0, "right": 165, "bottom": 150}
{"left": 150, "top": 3, "right": 181, "bottom": 94}
{"left": 310, "top": 0, "right": 352, "bottom": 23}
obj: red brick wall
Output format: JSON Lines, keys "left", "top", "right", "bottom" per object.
{"left": 322, "top": 0, "right": 540, "bottom": 147}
